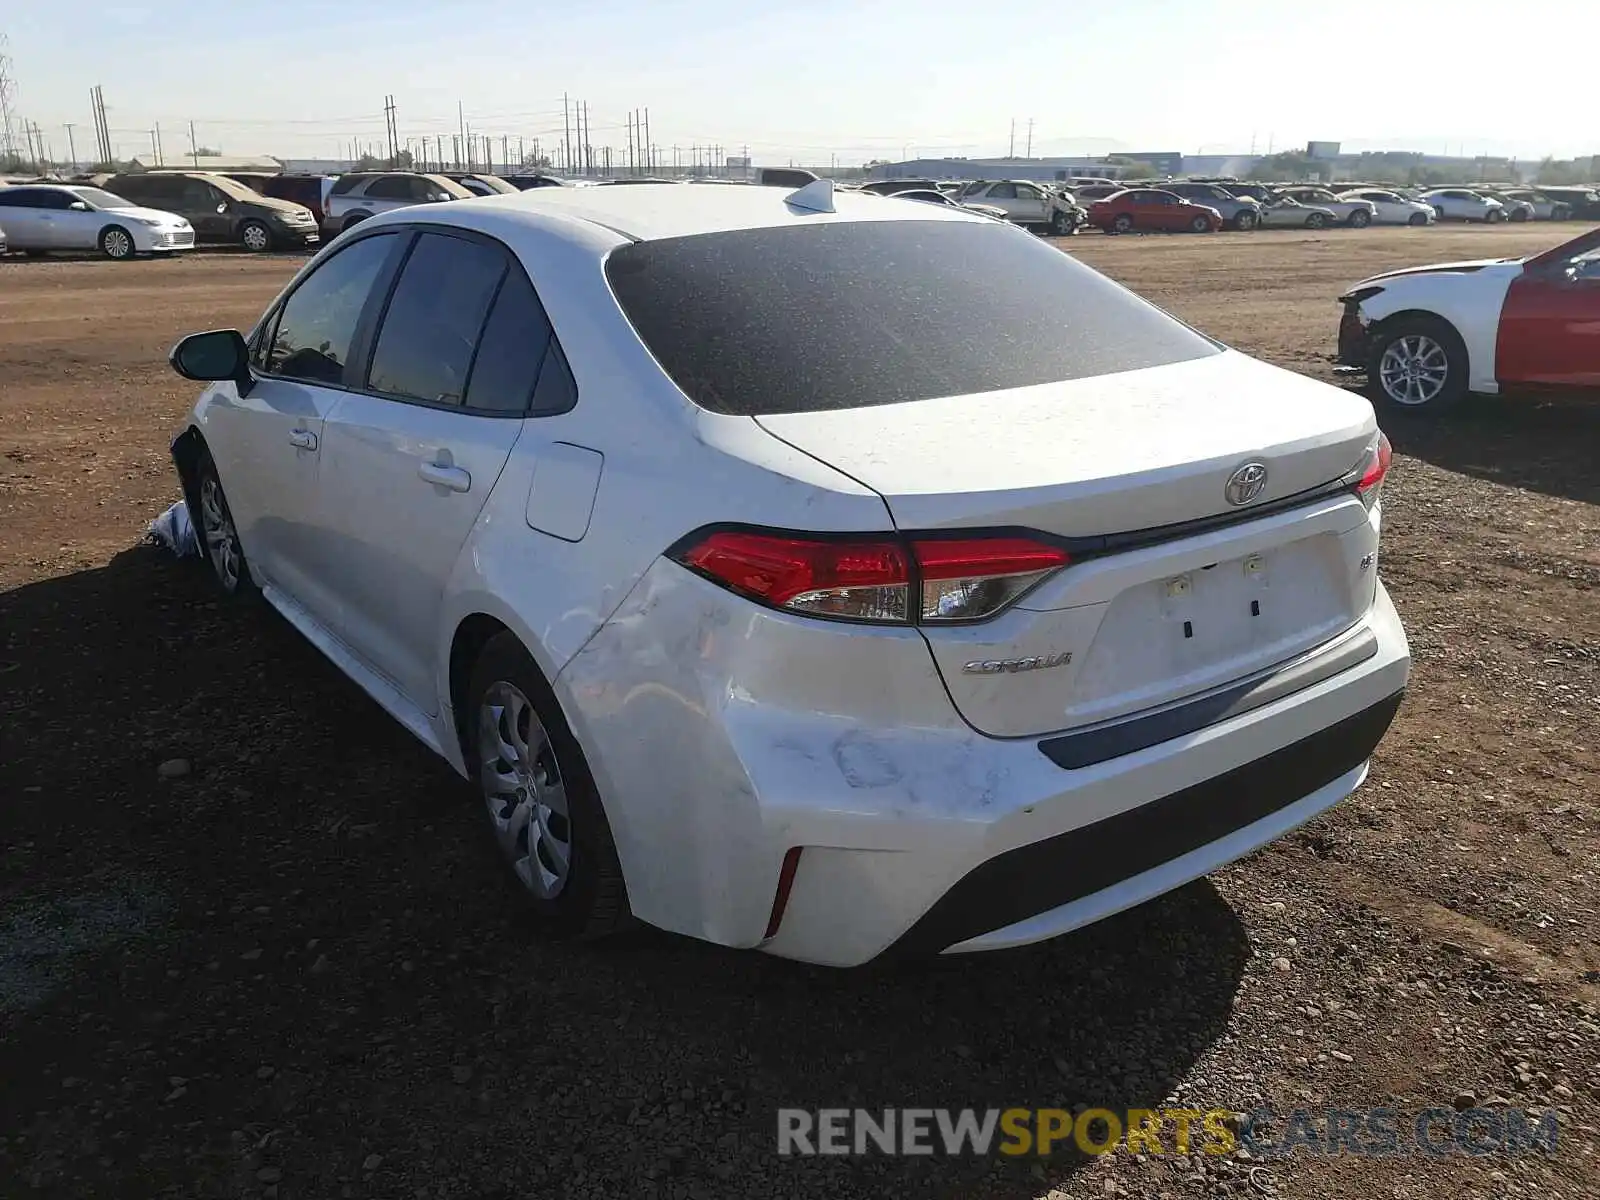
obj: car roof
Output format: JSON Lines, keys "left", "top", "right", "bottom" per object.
{"left": 440, "top": 179, "right": 986, "bottom": 242}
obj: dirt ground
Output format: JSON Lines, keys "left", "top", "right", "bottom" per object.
{"left": 2, "top": 226, "right": 1597, "bottom": 1200}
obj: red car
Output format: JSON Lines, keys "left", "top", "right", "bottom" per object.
{"left": 1088, "top": 188, "right": 1222, "bottom": 234}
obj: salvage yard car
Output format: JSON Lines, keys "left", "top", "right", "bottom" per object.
{"left": 1160, "top": 181, "right": 1262, "bottom": 230}
{"left": 1087, "top": 187, "right": 1222, "bottom": 233}
{"left": 1337, "top": 227, "right": 1600, "bottom": 413}
{"left": 956, "top": 179, "right": 1084, "bottom": 234}
{"left": 323, "top": 171, "right": 474, "bottom": 234}
{"left": 0, "top": 183, "right": 195, "bottom": 259}
{"left": 1336, "top": 188, "right": 1436, "bottom": 226}
{"left": 1276, "top": 187, "right": 1377, "bottom": 228}
{"left": 1422, "top": 188, "right": 1506, "bottom": 223}
{"left": 107, "top": 171, "right": 319, "bottom": 252}
{"left": 1258, "top": 195, "right": 1340, "bottom": 229}
{"left": 165, "top": 180, "right": 1409, "bottom": 966}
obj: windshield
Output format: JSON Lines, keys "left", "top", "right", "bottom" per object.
{"left": 70, "top": 186, "right": 136, "bottom": 209}
{"left": 605, "top": 219, "right": 1219, "bottom": 416}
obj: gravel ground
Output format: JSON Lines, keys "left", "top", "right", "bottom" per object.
{"left": 1, "top": 226, "right": 1597, "bottom": 1199}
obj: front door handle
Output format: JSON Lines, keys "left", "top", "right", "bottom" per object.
{"left": 288, "top": 428, "right": 317, "bottom": 450}
{"left": 419, "top": 461, "right": 472, "bottom": 493}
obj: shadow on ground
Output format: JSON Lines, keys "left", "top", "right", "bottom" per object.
{"left": 1, "top": 548, "right": 1250, "bottom": 1198}
{"left": 1374, "top": 387, "right": 1600, "bottom": 506}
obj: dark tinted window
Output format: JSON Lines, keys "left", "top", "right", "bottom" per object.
{"left": 530, "top": 339, "right": 577, "bottom": 417}
{"left": 329, "top": 175, "right": 370, "bottom": 195}
{"left": 0, "top": 188, "right": 69, "bottom": 209}
{"left": 181, "top": 179, "right": 220, "bottom": 208}
{"left": 368, "top": 233, "right": 506, "bottom": 404}
{"left": 463, "top": 270, "right": 554, "bottom": 413}
{"left": 606, "top": 221, "right": 1217, "bottom": 417}
{"left": 266, "top": 233, "right": 397, "bottom": 386}
{"left": 987, "top": 182, "right": 1017, "bottom": 199}
{"left": 365, "top": 175, "right": 414, "bottom": 200}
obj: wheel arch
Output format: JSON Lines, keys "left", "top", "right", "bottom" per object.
{"left": 170, "top": 425, "right": 209, "bottom": 529}
{"left": 448, "top": 612, "right": 514, "bottom": 767}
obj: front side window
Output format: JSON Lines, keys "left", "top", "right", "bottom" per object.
{"left": 265, "top": 233, "right": 398, "bottom": 386}
{"left": 987, "top": 182, "right": 1018, "bottom": 199}
{"left": 367, "top": 233, "right": 506, "bottom": 405}
{"left": 70, "top": 187, "right": 135, "bottom": 210}
{"left": 606, "top": 220, "right": 1219, "bottom": 417}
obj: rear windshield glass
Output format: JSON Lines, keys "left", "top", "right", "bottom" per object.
{"left": 605, "top": 220, "right": 1218, "bottom": 416}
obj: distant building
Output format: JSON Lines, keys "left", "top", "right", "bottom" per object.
{"left": 129, "top": 154, "right": 284, "bottom": 173}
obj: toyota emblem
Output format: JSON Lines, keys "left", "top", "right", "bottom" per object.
{"left": 1225, "top": 461, "right": 1268, "bottom": 506}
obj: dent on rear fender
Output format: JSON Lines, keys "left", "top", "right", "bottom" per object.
{"left": 557, "top": 558, "right": 1005, "bottom": 947}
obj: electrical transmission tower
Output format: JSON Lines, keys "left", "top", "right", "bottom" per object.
{"left": 0, "top": 34, "right": 21, "bottom": 167}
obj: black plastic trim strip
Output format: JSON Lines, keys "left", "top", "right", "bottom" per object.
{"left": 1039, "top": 626, "right": 1378, "bottom": 770}
{"left": 881, "top": 689, "right": 1404, "bottom": 959}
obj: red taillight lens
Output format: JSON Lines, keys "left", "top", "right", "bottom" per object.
{"left": 677, "top": 531, "right": 911, "bottom": 622}
{"left": 913, "top": 537, "right": 1071, "bottom": 622}
{"left": 673, "top": 530, "right": 1069, "bottom": 624}
{"left": 1351, "top": 431, "right": 1392, "bottom": 509}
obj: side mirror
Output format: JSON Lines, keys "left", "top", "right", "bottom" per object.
{"left": 69, "top": 200, "right": 92, "bottom": 212}
{"left": 169, "top": 329, "right": 252, "bottom": 396}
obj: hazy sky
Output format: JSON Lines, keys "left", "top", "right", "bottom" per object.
{"left": 6, "top": 0, "right": 1594, "bottom": 166}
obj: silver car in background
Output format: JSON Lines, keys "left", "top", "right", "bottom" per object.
{"left": 1161, "top": 181, "right": 1262, "bottom": 230}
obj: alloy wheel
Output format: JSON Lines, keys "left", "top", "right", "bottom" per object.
{"left": 242, "top": 223, "right": 271, "bottom": 252}
{"left": 103, "top": 229, "right": 132, "bottom": 260}
{"left": 479, "top": 681, "right": 572, "bottom": 900}
{"left": 198, "top": 475, "right": 243, "bottom": 590}
{"left": 1378, "top": 334, "right": 1450, "bottom": 407}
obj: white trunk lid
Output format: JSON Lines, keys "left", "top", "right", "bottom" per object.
{"left": 757, "top": 352, "right": 1382, "bottom": 738}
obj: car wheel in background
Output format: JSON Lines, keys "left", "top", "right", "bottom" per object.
{"left": 1305, "top": 211, "right": 1329, "bottom": 229}
{"left": 468, "top": 631, "right": 629, "bottom": 939}
{"left": 1111, "top": 213, "right": 1134, "bottom": 234}
{"left": 194, "top": 448, "right": 256, "bottom": 596}
{"left": 1348, "top": 210, "right": 1372, "bottom": 228}
{"left": 98, "top": 226, "right": 134, "bottom": 261}
{"left": 1050, "top": 208, "right": 1075, "bottom": 235}
{"left": 240, "top": 220, "right": 274, "bottom": 252}
{"left": 1510, "top": 208, "right": 1529, "bottom": 222}
{"left": 1232, "top": 210, "right": 1257, "bottom": 231}
{"left": 1407, "top": 212, "right": 1429, "bottom": 226}
{"left": 1367, "top": 316, "right": 1467, "bottom": 416}
{"left": 1485, "top": 209, "right": 1505, "bottom": 223}
{"left": 340, "top": 212, "right": 370, "bottom": 233}
{"left": 1188, "top": 214, "right": 1211, "bottom": 233}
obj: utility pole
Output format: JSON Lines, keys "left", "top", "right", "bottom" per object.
{"left": 0, "top": 35, "right": 19, "bottom": 167}
{"left": 1026, "top": 117, "right": 1034, "bottom": 158}
{"left": 562, "top": 93, "right": 570, "bottom": 174}
{"left": 644, "top": 107, "right": 651, "bottom": 172}
{"left": 1009, "top": 119, "right": 1015, "bottom": 158}
{"left": 189, "top": 119, "right": 198, "bottom": 167}
{"left": 63, "top": 122, "right": 77, "bottom": 170}
{"left": 626, "top": 110, "right": 634, "bottom": 175}
{"left": 458, "top": 100, "right": 468, "bottom": 168}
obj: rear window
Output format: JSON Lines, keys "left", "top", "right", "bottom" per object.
{"left": 605, "top": 220, "right": 1218, "bottom": 416}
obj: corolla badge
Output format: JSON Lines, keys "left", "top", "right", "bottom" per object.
{"left": 962, "top": 652, "right": 1072, "bottom": 675}
{"left": 1225, "top": 461, "right": 1269, "bottom": 506}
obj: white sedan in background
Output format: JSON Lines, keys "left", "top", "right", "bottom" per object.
{"left": 164, "top": 180, "right": 1408, "bottom": 966}
{"left": 1423, "top": 189, "right": 1506, "bottom": 223}
{"left": 1337, "top": 189, "right": 1436, "bottom": 226}
{"left": 0, "top": 183, "right": 195, "bottom": 259}
{"left": 1276, "top": 187, "right": 1379, "bottom": 227}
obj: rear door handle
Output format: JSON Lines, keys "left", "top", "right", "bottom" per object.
{"left": 419, "top": 461, "right": 472, "bottom": 493}
{"left": 288, "top": 429, "right": 317, "bottom": 450}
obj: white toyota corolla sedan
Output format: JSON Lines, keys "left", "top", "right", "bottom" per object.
{"left": 167, "top": 180, "right": 1410, "bottom": 967}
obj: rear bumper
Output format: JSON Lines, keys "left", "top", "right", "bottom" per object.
{"left": 563, "top": 560, "right": 1411, "bottom": 967}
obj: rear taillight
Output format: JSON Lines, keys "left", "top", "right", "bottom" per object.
{"left": 672, "top": 530, "right": 1069, "bottom": 625}
{"left": 1346, "top": 431, "right": 1392, "bottom": 509}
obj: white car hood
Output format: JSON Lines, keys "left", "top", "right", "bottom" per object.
{"left": 111, "top": 205, "right": 191, "bottom": 226}
{"left": 1351, "top": 258, "right": 1524, "bottom": 288}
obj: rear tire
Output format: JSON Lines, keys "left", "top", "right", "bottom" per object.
{"left": 1366, "top": 316, "right": 1468, "bottom": 417}
{"left": 1111, "top": 212, "right": 1134, "bottom": 234}
{"left": 467, "top": 632, "right": 629, "bottom": 940}
{"left": 340, "top": 212, "right": 369, "bottom": 233}
{"left": 99, "top": 226, "right": 135, "bottom": 261}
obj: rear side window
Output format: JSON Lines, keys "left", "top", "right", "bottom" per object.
{"left": 463, "top": 270, "right": 556, "bottom": 413}
{"left": 329, "top": 175, "right": 368, "bottom": 195}
{"left": 606, "top": 221, "right": 1218, "bottom": 417}
{"left": 367, "top": 233, "right": 506, "bottom": 405}
{"left": 364, "top": 176, "right": 413, "bottom": 200}
{"left": 265, "top": 232, "right": 398, "bottom": 385}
